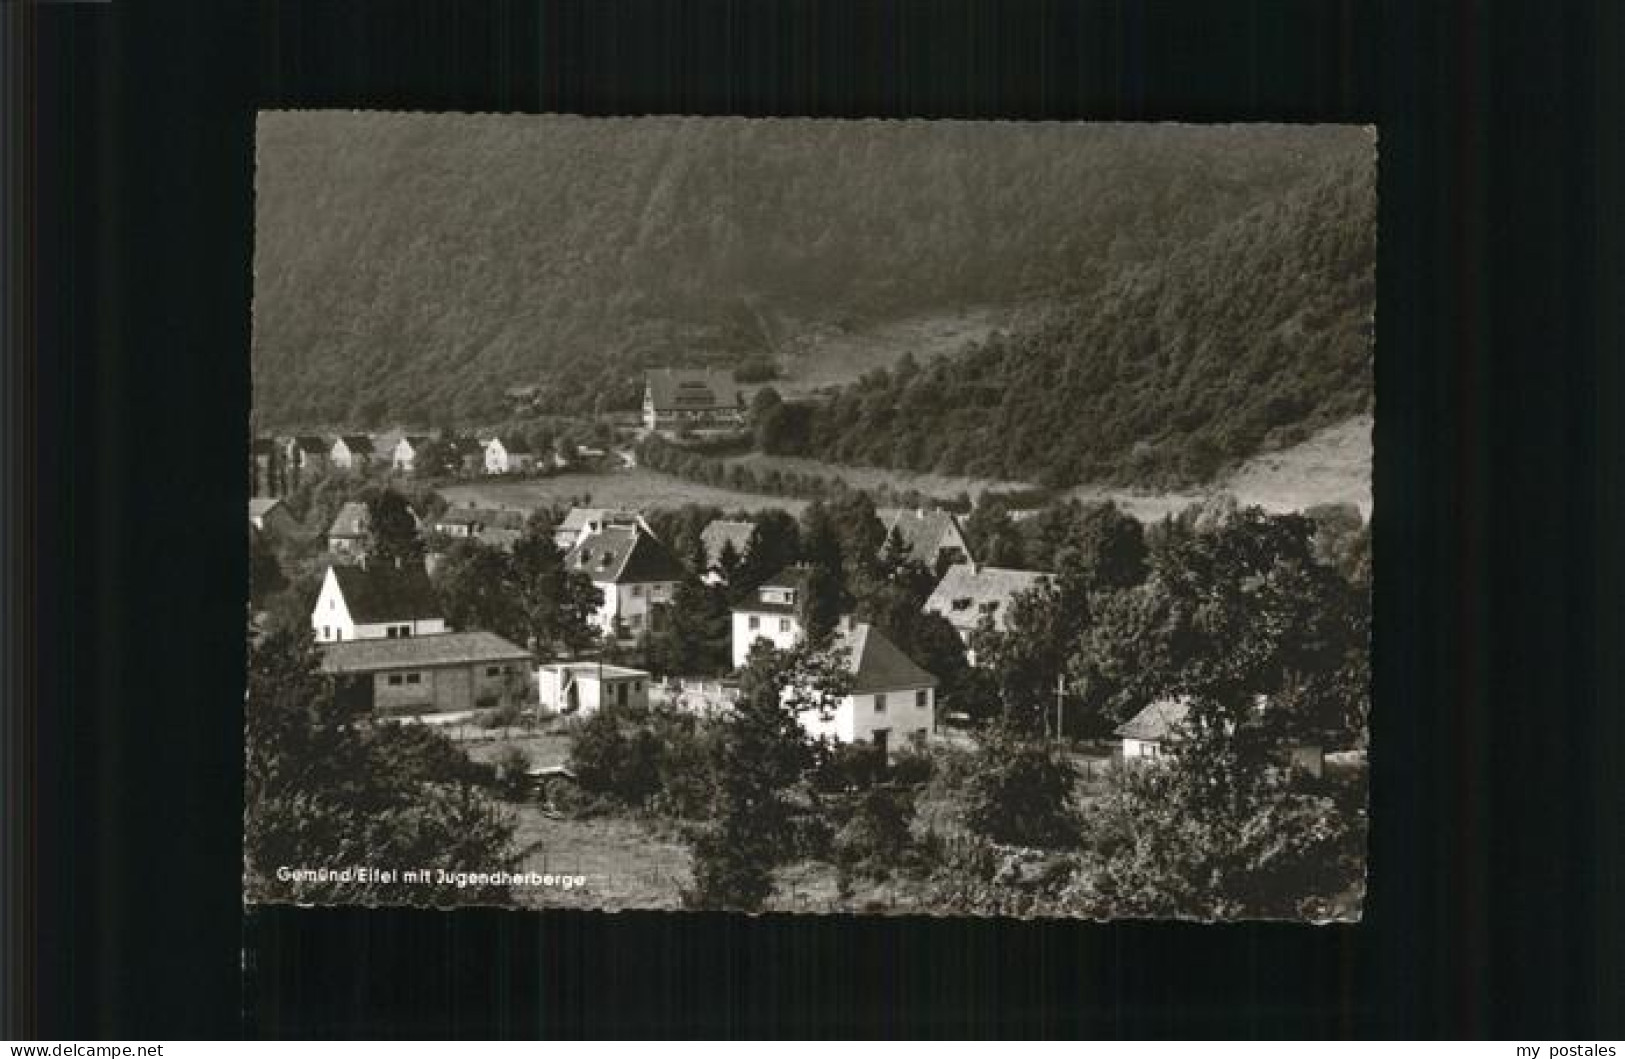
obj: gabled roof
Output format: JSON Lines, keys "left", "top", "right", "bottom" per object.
{"left": 249, "top": 497, "right": 284, "bottom": 519}
{"left": 336, "top": 435, "right": 374, "bottom": 455}
{"left": 329, "top": 562, "right": 441, "bottom": 625}
{"left": 566, "top": 526, "right": 687, "bottom": 585}
{"left": 557, "top": 507, "right": 643, "bottom": 537}
{"left": 290, "top": 435, "right": 329, "bottom": 455}
{"left": 880, "top": 509, "right": 969, "bottom": 562}
{"left": 395, "top": 434, "right": 430, "bottom": 451}
{"left": 328, "top": 501, "right": 370, "bottom": 539}
{"left": 734, "top": 563, "right": 813, "bottom": 614}
{"left": 700, "top": 519, "right": 755, "bottom": 564}
{"left": 839, "top": 622, "right": 937, "bottom": 693}
{"left": 488, "top": 435, "right": 533, "bottom": 455}
{"left": 644, "top": 368, "right": 741, "bottom": 411}
{"left": 925, "top": 563, "right": 1050, "bottom": 632}
{"left": 319, "top": 630, "right": 529, "bottom": 674}
{"left": 1114, "top": 697, "right": 1192, "bottom": 743}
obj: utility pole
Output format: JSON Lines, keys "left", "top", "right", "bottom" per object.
{"left": 1054, "top": 672, "right": 1066, "bottom": 744}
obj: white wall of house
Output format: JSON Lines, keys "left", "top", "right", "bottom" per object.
{"left": 392, "top": 439, "right": 416, "bottom": 473}
{"left": 797, "top": 686, "right": 934, "bottom": 751}
{"left": 1122, "top": 736, "right": 1166, "bottom": 760}
{"left": 586, "top": 580, "right": 676, "bottom": 638}
{"left": 731, "top": 610, "right": 803, "bottom": 668}
{"left": 537, "top": 666, "right": 651, "bottom": 716}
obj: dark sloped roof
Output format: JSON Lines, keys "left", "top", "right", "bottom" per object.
{"left": 734, "top": 563, "right": 813, "bottom": 614}
{"left": 566, "top": 526, "right": 688, "bottom": 584}
{"left": 337, "top": 435, "right": 374, "bottom": 454}
{"left": 290, "top": 435, "right": 329, "bottom": 454}
{"left": 319, "top": 630, "right": 530, "bottom": 674}
{"left": 880, "top": 509, "right": 968, "bottom": 562}
{"left": 328, "top": 501, "right": 370, "bottom": 539}
{"left": 496, "top": 435, "right": 533, "bottom": 454}
{"left": 840, "top": 622, "right": 938, "bottom": 693}
{"left": 644, "top": 368, "right": 741, "bottom": 411}
{"left": 925, "top": 564, "right": 1050, "bottom": 632}
{"left": 700, "top": 519, "right": 755, "bottom": 563}
{"left": 1114, "top": 697, "right": 1192, "bottom": 742}
{"left": 331, "top": 562, "right": 442, "bottom": 625}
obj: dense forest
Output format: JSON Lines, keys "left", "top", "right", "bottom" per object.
{"left": 766, "top": 157, "right": 1375, "bottom": 488}
{"left": 253, "top": 114, "right": 1371, "bottom": 428}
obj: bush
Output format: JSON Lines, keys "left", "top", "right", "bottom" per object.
{"left": 832, "top": 784, "right": 918, "bottom": 877}
{"left": 962, "top": 722, "right": 1080, "bottom": 849}
{"left": 887, "top": 746, "right": 936, "bottom": 788}
{"left": 810, "top": 741, "right": 886, "bottom": 794}
{"left": 491, "top": 745, "right": 533, "bottom": 801}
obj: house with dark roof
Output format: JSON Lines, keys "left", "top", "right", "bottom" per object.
{"left": 798, "top": 619, "right": 938, "bottom": 753}
{"left": 330, "top": 435, "right": 374, "bottom": 472}
{"left": 249, "top": 497, "right": 298, "bottom": 539}
{"left": 700, "top": 519, "right": 755, "bottom": 584}
{"left": 731, "top": 564, "right": 814, "bottom": 667}
{"left": 311, "top": 560, "right": 447, "bottom": 644}
{"left": 319, "top": 630, "right": 532, "bottom": 718}
{"left": 390, "top": 434, "right": 432, "bottom": 474}
{"left": 642, "top": 368, "right": 744, "bottom": 432}
{"left": 880, "top": 508, "right": 974, "bottom": 569}
{"left": 1114, "top": 695, "right": 1325, "bottom": 777}
{"left": 326, "top": 501, "right": 371, "bottom": 556}
{"left": 924, "top": 562, "right": 1051, "bottom": 664}
{"left": 565, "top": 525, "right": 689, "bottom": 640}
{"left": 483, "top": 436, "right": 536, "bottom": 474}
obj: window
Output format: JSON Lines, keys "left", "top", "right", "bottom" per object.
{"left": 633, "top": 682, "right": 643, "bottom": 692}
{"left": 322, "top": 626, "right": 331, "bottom": 640}
{"left": 916, "top": 689, "right": 928, "bottom": 709}
{"left": 405, "top": 673, "right": 421, "bottom": 685}
{"left": 748, "top": 615, "right": 760, "bottom": 630}
{"left": 632, "top": 584, "right": 643, "bottom": 597}
{"left": 874, "top": 693, "right": 887, "bottom": 713}
{"left": 486, "top": 666, "right": 500, "bottom": 677}
{"left": 388, "top": 674, "right": 403, "bottom": 686}
{"left": 778, "top": 618, "right": 791, "bottom": 633}
{"left": 629, "top": 613, "right": 642, "bottom": 629}
{"left": 330, "top": 598, "right": 336, "bottom": 610}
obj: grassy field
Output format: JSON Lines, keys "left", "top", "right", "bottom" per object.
{"left": 441, "top": 468, "right": 808, "bottom": 516}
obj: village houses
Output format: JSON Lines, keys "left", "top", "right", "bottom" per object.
{"left": 564, "top": 523, "right": 688, "bottom": 641}
{"left": 326, "top": 501, "right": 371, "bottom": 556}
{"left": 483, "top": 436, "right": 536, "bottom": 474}
{"left": 310, "top": 559, "right": 531, "bottom": 717}
{"left": 535, "top": 661, "right": 652, "bottom": 717}
{"left": 1114, "top": 695, "right": 1325, "bottom": 778}
{"left": 641, "top": 368, "right": 745, "bottom": 432}
{"left": 880, "top": 508, "right": 974, "bottom": 569}
{"left": 924, "top": 562, "right": 1051, "bottom": 665}
{"left": 282, "top": 435, "right": 330, "bottom": 479}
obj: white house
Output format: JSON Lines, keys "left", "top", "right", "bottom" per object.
{"left": 483, "top": 436, "right": 536, "bottom": 474}
{"left": 879, "top": 508, "right": 974, "bottom": 569}
{"left": 564, "top": 524, "right": 689, "bottom": 641}
{"left": 923, "top": 562, "right": 1051, "bottom": 664}
{"left": 330, "top": 435, "right": 374, "bottom": 472}
{"left": 1114, "top": 695, "right": 1325, "bottom": 777}
{"left": 391, "top": 435, "right": 431, "bottom": 473}
{"left": 731, "top": 564, "right": 812, "bottom": 668}
{"left": 536, "top": 662, "right": 651, "bottom": 716}
{"left": 798, "top": 620, "right": 937, "bottom": 754}
{"left": 311, "top": 560, "right": 447, "bottom": 644}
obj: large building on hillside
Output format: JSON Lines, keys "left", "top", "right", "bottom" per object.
{"left": 565, "top": 524, "right": 689, "bottom": 641}
{"left": 924, "top": 562, "right": 1051, "bottom": 664}
{"left": 642, "top": 368, "right": 744, "bottom": 432}
{"left": 880, "top": 508, "right": 974, "bottom": 569}
{"left": 320, "top": 631, "right": 532, "bottom": 718}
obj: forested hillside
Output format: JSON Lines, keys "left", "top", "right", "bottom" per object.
{"left": 252, "top": 113, "right": 1370, "bottom": 427}
{"left": 776, "top": 154, "right": 1375, "bottom": 488}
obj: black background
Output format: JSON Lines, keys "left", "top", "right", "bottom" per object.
{"left": 8, "top": 0, "right": 1624, "bottom": 1039}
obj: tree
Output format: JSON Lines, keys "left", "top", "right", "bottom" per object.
{"left": 965, "top": 494, "right": 1026, "bottom": 568}
{"left": 508, "top": 514, "right": 602, "bottom": 658}
{"left": 975, "top": 570, "right": 1091, "bottom": 735}
{"left": 962, "top": 719, "right": 1079, "bottom": 848}
{"left": 685, "top": 642, "right": 851, "bottom": 911}
{"left": 649, "top": 576, "right": 732, "bottom": 677}
{"left": 243, "top": 628, "right": 515, "bottom": 905}
{"left": 732, "top": 511, "right": 800, "bottom": 597}
{"left": 431, "top": 538, "right": 524, "bottom": 641}
{"left": 249, "top": 529, "right": 287, "bottom": 612}
{"left": 364, "top": 488, "right": 425, "bottom": 564}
